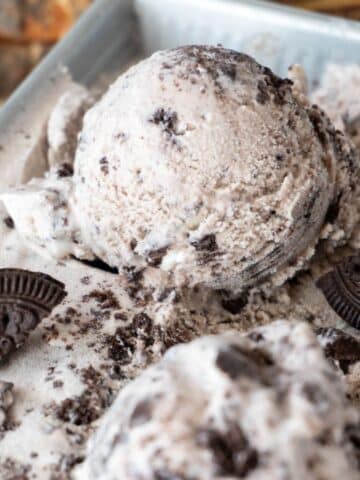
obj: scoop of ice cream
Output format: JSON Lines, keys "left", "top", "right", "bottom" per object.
{"left": 72, "top": 45, "right": 351, "bottom": 294}
{"left": 76, "top": 321, "right": 360, "bottom": 480}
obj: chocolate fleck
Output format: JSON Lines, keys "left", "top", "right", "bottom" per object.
{"left": 149, "top": 108, "right": 179, "bottom": 138}
{"left": 57, "top": 163, "right": 74, "bottom": 178}
{"left": 75, "top": 257, "right": 118, "bottom": 275}
{"left": 99, "top": 156, "right": 109, "bottom": 175}
{"left": 220, "top": 291, "right": 248, "bottom": 315}
{"left": 196, "top": 424, "right": 258, "bottom": 477}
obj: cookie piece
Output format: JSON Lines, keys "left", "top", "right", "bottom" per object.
{"left": 0, "top": 269, "right": 67, "bottom": 360}
{"left": 77, "top": 321, "right": 360, "bottom": 480}
{"left": 316, "top": 255, "right": 360, "bottom": 330}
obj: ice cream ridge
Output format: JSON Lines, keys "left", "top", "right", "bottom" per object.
{"left": 1, "top": 45, "right": 360, "bottom": 480}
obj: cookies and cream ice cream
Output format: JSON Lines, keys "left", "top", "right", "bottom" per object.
{"left": 3, "top": 46, "right": 359, "bottom": 297}
{"left": 77, "top": 321, "right": 360, "bottom": 480}
{"left": 0, "top": 45, "right": 360, "bottom": 480}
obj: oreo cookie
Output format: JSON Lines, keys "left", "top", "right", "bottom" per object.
{"left": 316, "top": 255, "right": 360, "bottom": 330}
{"left": 0, "top": 269, "right": 67, "bottom": 360}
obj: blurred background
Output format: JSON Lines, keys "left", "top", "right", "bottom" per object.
{"left": 0, "top": 0, "right": 359, "bottom": 102}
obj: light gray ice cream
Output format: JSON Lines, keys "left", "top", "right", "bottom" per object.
{"left": 3, "top": 46, "right": 358, "bottom": 297}
{"left": 77, "top": 321, "right": 360, "bottom": 480}
{"left": 73, "top": 46, "right": 356, "bottom": 294}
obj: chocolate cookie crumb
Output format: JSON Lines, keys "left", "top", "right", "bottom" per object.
{"left": 149, "top": 108, "right": 179, "bottom": 138}
{"left": 55, "top": 384, "right": 113, "bottom": 426}
{"left": 83, "top": 289, "right": 119, "bottom": 310}
{"left": 220, "top": 291, "right": 248, "bottom": 314}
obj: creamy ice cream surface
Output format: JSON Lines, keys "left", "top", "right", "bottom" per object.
{"left": 72, "top": 46, "right": 358, "bottom": 294}
{"left": 4, "top": 46, "right": 359, "bottom": 295}
{"left": 77, "top": 321, "right": 360, "bottom": 480}
{"left": 0, "top": 45, "right": 360, "bottom": 480}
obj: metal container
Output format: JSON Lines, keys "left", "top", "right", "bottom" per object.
{"left": 0, "top": 0, "right": 359, "bottom": 185}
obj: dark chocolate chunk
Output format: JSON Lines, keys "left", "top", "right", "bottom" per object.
{"left": 129, "top": 238, "right": 137, "bottom": 251}
{"left": 146, "top": 246, "right": 168, "bottom": 267}
{"left": 106, "top": 328, "right": 135, "bottom": 366}
{"left": 74, "top": 257, "right": 118, "bottom": 275}
{"left": 316, "top": 255, "right": 360, "bottom": 330}
{"left": 0, "top": 269, "right": 67, "bottom": 361}
{"left": 99, "top": 156, "right": 109, "bottom": 175}
{"left": 149, "top": 108, "right": 179, "bottom": 138}
{"left": 3, "top": 217, "right": 14, "bottom": 229}
{"left": 220, "top": 291, "right": 248, "bottom": 315}
{"left": 56, "top": 162, "right": 74, "bottom": 178}
{"left": 196, "top": 424, "right": 258, "bottom": 477}
{"left": 132, "top": 312, "right": 153, "bottom": 336}
{"left": 190, "top": 233, "right": 217, "bottom": 252}
{"left": 316, "top": 327, "right": 360, "bottom": 373}
{"left": 324, "top": 193, "right": 341, "bottom": 224}
{"left": 216, "top": 345, "right": 260, "bottom": 380}
{"left": 55, "top": 395, "right": 99, "bottom": 426}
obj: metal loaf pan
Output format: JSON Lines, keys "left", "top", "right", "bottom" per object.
{"left": 0, "top": 0, "right": 359, "bottom": 186}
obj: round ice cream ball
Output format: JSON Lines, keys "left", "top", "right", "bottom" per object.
{"left": 76, "top": 321, "right": 360, "bottom": 480}
{"left": 73, "top": 45, "right": 343, "bottom": 293}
